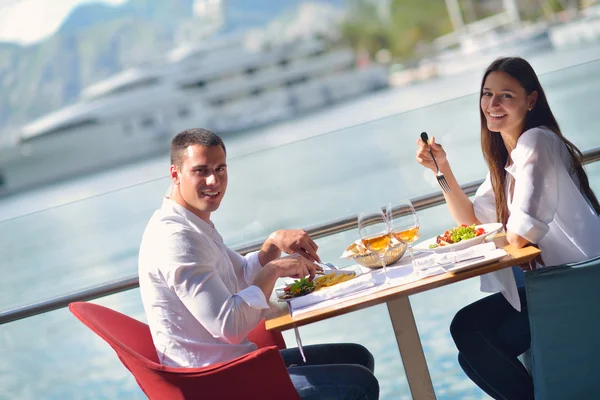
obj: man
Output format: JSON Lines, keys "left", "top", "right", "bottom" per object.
{"left": 139, "top": 128, "right": 379, "bottom": 399}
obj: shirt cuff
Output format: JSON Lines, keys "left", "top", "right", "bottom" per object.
{"left": 506, "top": 208, "right": 549, "bottom": 244}
{"left": 236, "top": 285, "right": 270, "bottom": 310}
{"left": 244, "top": 251, "right": 263, "bottom": 284}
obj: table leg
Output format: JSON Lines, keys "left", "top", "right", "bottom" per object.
{"left": 387, "top": 296, "right": 436, "bottom": 400}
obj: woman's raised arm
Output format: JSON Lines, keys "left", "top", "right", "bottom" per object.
{"left": 416, "top": 136, "right": 481, "bottom": 226}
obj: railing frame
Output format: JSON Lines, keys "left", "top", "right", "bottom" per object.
{"left": 2, "top": 147, "right": 600, "bottom": 325}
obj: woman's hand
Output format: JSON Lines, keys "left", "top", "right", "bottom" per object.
{"left": 516, "top": 243, "right": 542, "bottom": 271}
{"left": 518, "top": 260, "right": 537, "bottom": 271}
{"left": 416, "top": 136, "right": 449, "bottom": 173}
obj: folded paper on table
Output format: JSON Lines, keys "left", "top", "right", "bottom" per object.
{"left": 393, "top": 242, "right": 503, "bottom": 270}
{"left": 436, "top": 242, "right": 498, "bottom": 265}
{"left": 288, "top": 274, "right": 377, "bottom": 310}
{"left": 443, "top": 249, "right": 507, "bottom": 272}
{"left": 289, "top": 284, "right": 381, "bottom": 316}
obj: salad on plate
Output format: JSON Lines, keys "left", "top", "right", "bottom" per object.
{"left": 413, "top": 222, "right": 503, "bottom": 253}
{"left": 430, "top": 224, "right": 486, "bottom": 248}
{"left": 277, "top": 270, "right": 357, "bottom": 300}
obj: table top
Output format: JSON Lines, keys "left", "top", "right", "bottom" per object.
{"left": 265, "top": 235, "right": 541, "bottom": 331}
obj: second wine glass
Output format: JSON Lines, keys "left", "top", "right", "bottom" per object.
{"left": 358, "top": 209, "right": 392, "bottom": 284}
{"left": 386, "top": 200, "right": 422, "bottom": 276}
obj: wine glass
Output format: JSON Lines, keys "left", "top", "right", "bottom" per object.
{"left": 357, "top": 209, "right": 392, "bottom": 284}
{"left": 386, "top": 200, "right": 422, "bottom": 276}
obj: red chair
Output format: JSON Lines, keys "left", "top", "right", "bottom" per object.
{"left": 69, "top": 302, "right": 300, "bottom": 400}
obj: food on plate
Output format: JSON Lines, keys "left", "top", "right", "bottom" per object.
{"left": 279, "top": 277, "right": 315, "bottom": 299}
{"left": 314, "top": 271, "right": 356, "bottom": 289}
{"left": 278, "top": 271, "right": 357, "bottom": 300}
{"left": 429, "top": 224, "right": 486, "bottom": 248}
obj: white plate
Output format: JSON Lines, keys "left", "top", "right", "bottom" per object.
{"left": 275, "top": 268, "right": 361, "bottom": 302}
{"left": 413, "top": 223, "right": 503, "bottom": 254}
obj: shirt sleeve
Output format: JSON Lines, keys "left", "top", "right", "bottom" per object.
{"left": 157, "top": 227, "right": 269, "bottom": 345}
{"left": 506, "top": 129, "right": 559, "bottom": 244}
{"left": 473, "top": 172, "right": 498, "bottom": 224}
{"left": 226, "top": 248, "right": 264, "bottom": 288}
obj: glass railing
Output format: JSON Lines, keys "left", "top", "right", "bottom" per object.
{"left": 2, "top": 57, "right": 600, "bottom": 399}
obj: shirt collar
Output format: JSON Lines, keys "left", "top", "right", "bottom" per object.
{"left": 505, "top": 125, "right": 550, "bottom": 178}
{"left": 505, "top": 162, "right": 517, "bottom": 177}
{"left": 161, "top": 197, "right": 220, "bottom": 240}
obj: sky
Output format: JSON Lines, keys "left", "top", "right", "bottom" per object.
{"left": 0, "top": 0, "right": 128, "bottom": 45}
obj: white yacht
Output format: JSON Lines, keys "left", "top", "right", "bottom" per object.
{"left": 0, "top": 34, "right": 388, "bottom": 196}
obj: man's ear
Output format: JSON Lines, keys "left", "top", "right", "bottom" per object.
{"left": 170, "top": 165, "right": 180, "bottom": 185}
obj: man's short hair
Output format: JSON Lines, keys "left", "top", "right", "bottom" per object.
{"left": 170, "top": 128, "right": 226, "bottom": 167}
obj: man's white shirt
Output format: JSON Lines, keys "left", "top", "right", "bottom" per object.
{"left": 138, "top": 198, "right": 270, "bottom": 367}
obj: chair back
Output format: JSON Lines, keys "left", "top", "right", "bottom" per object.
{"left": 69, "top": 302, "right": 299, "bottom": 400}
{"left": 248, "top": 319, "right": 287, "bottom": 350}
{"left": 525, "top": 256, "right": 600, "bottom": 399}
{"left": 70, "top": 302, "right": 160, "bottom": 362}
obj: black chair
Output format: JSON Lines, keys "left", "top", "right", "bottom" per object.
{"left": 525, "top": 256, "right": 600, "bottom": 399}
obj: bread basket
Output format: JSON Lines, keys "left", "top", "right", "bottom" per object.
{"left": 352, "top": 242, "right": 407, "bottom": 269}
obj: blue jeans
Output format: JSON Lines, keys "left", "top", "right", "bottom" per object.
{"left": 281, "top": 343, "right": 379, "bottom": 400}
{"left": 450, "top": 286, "right": 533, "bottom": 400}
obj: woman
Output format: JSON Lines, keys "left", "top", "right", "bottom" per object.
{"left": 416, "top": 57, "right": 600, "bottom": 399}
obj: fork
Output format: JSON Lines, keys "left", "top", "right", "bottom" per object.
{"left": 420, "top": 132, "right": 451, "bottom": 193}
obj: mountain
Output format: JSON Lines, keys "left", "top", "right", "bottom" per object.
{"left": 222, "top": 0, "right": 345, "bottom": 32}
{"left": 0, "top": 0, "right": 345, "bottom": 137}
{"left": 57, "top": 0, "right": 196, "bottom": 36}
{"left": 0, "top": 18, "right": 176, "bottom": 136}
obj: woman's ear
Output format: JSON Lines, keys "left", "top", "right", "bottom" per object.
{"left": 528, "top": 90, "right": 538, "bottom": 111}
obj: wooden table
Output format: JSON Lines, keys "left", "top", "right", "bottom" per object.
{"left": 265, "top": 235, "right": 541, "bottom": 399}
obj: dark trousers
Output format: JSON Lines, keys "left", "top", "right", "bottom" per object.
{"left": 450, "top": 286, "right": 533, "bottom": 400}
{"left": 281, "top": 343, "right": 379, "bottom": 400}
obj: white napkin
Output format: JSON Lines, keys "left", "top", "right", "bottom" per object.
{"left": 439, "top": 242, "right": 496, "bottom": 264}
{"left": 412, "top": 242, "right": 498, "bottom": 269}
{"left": 289, "top": 274, "right": 377, "bottom": 310}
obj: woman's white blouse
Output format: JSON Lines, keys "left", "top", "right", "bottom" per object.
{"left": 473, "top": 126, "right": 600, "bottom": 310}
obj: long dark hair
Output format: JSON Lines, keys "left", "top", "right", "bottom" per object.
{"left": 479, "top": 57, "right": 600, "bottom": 227}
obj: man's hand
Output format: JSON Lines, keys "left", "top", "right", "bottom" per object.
{"left": 268, "top": 254, "right": 323, "bottom": 280}
{"left": 252, "top": 254, "right": 323, "bottom": 299}
{"left": 261, "top": 229, "right": 321, "bottom": 264}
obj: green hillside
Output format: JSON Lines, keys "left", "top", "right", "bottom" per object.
{"left": 0, "top": 17, "right": 181, "bottom": 134}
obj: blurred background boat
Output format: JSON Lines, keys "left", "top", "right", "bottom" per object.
{"left": 0, "top": 35, "right": 387, "bottom": 196}
{"left": 0, "top": 1, "right": 387, "bottom": 197}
